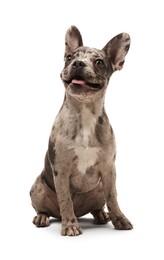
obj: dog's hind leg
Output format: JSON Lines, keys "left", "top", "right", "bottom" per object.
{"left": 30, "top": 175, "right": 60, "bottom": 227}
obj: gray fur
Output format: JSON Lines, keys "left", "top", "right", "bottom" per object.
{"left": 30, "top": 25, "right": 133, "bottom": 236}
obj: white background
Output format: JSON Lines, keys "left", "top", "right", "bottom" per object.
{"left": 0, "top": 0, "right": 164, "bottom": 259}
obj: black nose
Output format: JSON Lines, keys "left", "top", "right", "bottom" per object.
{"left": 72, "top": 60, "right": 86, "bottom": 69}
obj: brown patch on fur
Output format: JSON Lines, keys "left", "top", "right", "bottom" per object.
{"left": 72, "top": 155, "right": 78, "bottom": 162}
{"left": 48, "top": 139, "right": 56, "bottom": 164}
{"left": 54, "top": 171, "right": 58, "bottom": 176}
{"left": 72, "top": 127, "right": 77, "bottom": 140}
{"left": 71, "top": 218, "right": 76, "bottom": 223}
{"left": 86, "top": 166, "right": 94, "bottom": 175}
{"left": 98, "top": 116, "right": 103, "bottom": 125}
{"left": 125, "top": 44, "right": 130, "bottom": 52}
{"left": 95, "top": 118, "right": 105, "bottom": 145}
{"left": 118, "top": 61, "right": 124, "bottom": 67}
{"left": 110, "top": 126, "right": 114, "bottom": 136}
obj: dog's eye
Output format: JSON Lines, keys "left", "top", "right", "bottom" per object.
{"left": 95, "top": 59, "right": 104, "bottom": 66}
{"left": 66, "top": 54, "right": 72, "bottom": 61}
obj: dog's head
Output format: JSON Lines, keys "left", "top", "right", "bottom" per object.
{"left": 61, "top": 26, "right": 130, "bottom": 102}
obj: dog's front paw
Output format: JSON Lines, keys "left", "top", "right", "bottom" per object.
{"left": 33, "top": 213, "right": 50, "bottom": 227}
{"left": 112, "top": 215, "right": 133, "bottom": 230}
{"left": 61, "top": 218, "right": 82, "bottom": 236}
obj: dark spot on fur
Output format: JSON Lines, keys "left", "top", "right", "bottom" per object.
{"left": 98, "top": 116, "right": 103, "bottom": 125}
{"left": 71, "top": 218, "right": 76, "bottom": 223}
{"left": 119, "top": 61, "right": 124, "bottom": 67}
{"left": 95, "top": 125, "right": 101, "bottom": 143}
{"left": 72, "top": 127, "right": 77, "bottom": 140}
{"left": 125, "top": 44, "right": 130, "bottom": 52}
{"left": 107, "top": 193, "right": 112, "bottom": 201}
{"left": 94, "top": 161, "right": 99, "bottom": 167}
{"left": 65, "top": 218, "right": 69, "bottom": 223}
{"left": 48, "top": 139, "right": 56, "bottom": 164}
{"left": 86, "top": 166, "right": 94, "bottom": 175}
{"left": 72, "top": 155, "right": 78, "bottom": 162}
{"left": 113, "top": 153, "right": 116, "bottom": 161}
{"left": 54, "top": 170, "right": 58, "bottom": 176}
{"left": 117, "top": 34, "right": 123, "bottom": 39}
{"left": 110, "top": 126, "right": 114, "bottom": 136}
{"left": 95, "top": 122, "right": 104, "bottom": 144}
{"left": 44, "top": 152, "right": 52, "bottom": 172}
{"left": 125, "top": 37, "right": 130, "bottom": 42}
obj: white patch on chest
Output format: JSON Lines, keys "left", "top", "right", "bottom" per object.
{"left": 75, "top": 107, "right": 100, "bottom": 174}
{"left": 75, "top": 146, "right": 99, "bottom": 174}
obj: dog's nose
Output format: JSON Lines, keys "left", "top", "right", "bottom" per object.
{"left": 72, "top": 60, "right": 86, "bottom": 69}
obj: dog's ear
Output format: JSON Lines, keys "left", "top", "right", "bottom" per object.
{"left": 64, "top": 26, "right": 83, "bottom": 58}
{"left": 103, "top": 33, "right": 130, "bottom": 71}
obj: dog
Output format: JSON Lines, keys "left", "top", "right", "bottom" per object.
{"left": 30, "top": 25, "right": 133, "bottom": 236}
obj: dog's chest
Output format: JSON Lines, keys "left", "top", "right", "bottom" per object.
{"left": 74, "top": 107, "right": 100, "bottom": 174}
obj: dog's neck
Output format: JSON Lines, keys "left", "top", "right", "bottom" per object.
{"left": 64, "top": 92, "right": 105, "bottom": 118}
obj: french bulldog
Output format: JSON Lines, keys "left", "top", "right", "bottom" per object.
{"left": 30, "top": 25, "right": 133, "bottom": 236}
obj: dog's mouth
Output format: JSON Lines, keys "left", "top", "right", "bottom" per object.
{"left": 64, "top": 76, "right": 102, "bottom": 91}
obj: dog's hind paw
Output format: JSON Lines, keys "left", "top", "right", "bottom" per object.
{"left": 33, "top": 213, "right": 50, "bottom": 227}
{"left": 91, "top": 209, "right": 110, "bottom": 224}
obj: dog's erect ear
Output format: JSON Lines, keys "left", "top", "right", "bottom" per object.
{"left": 103, "top": 33, "right": 130, "bottom": 71}
{"left": 64, "top": 26, "right": 83, "bottom": 58}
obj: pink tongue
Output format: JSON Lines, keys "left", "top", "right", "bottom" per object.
{"left": 72, "top": 79, "right": 85, "bottom": 85}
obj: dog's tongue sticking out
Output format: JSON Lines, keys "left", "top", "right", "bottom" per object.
{"left": 72, "top": 79, "right": 86, "bottom": 86}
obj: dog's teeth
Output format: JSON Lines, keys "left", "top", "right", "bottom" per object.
{"left": 72, "top": 79, "right": 85, "bottom": 85}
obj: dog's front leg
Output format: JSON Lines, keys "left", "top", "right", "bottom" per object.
{"left": 102, "top": 165, "right": 133, "bottom": 230}
{"left": 54, "top": 171, "right": 82, "bottom": 236}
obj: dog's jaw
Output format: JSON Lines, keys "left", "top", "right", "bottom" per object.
{"left": 63, "top": 79, "right": 107, "bottom": 102}
{"left": 64, "top": 78, "right": 103, "bottom": 92}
